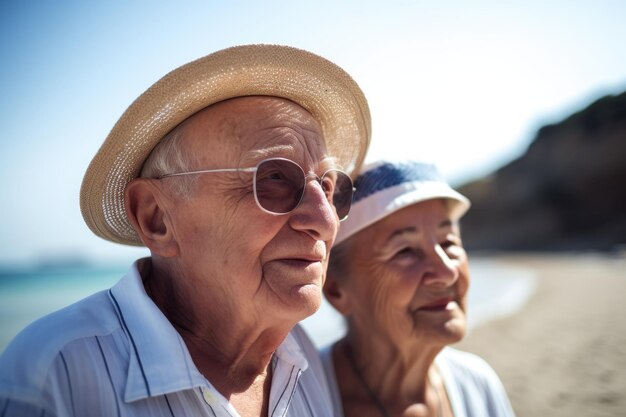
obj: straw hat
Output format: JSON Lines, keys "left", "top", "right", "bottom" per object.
{"left": 80, "top": 44, "right": 371, "bottom": 246}
{"left": 334, "top": 160, "right": 471, "bottom": 246}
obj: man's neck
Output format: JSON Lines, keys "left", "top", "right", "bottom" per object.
{"left": 182, "top": 316, "right": 285, "bottom": 417}
{"left": 140, "top": 257, "right": 293, "bottom": 401}
{"left": 226, "top": 359, "right": 273, "bottom": 417}
{"left": 184, "top": 325, "right": 286, "bottom": 393}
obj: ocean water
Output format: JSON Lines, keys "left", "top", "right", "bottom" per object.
{"left": 0, "top": 257, "right": 536, "bottom": 352}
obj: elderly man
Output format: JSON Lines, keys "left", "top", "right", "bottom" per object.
{"left": 0, "top": 45, "right": 370, "bottom": 417}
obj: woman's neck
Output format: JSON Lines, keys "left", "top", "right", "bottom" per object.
{"left": 335, "top": 334, "right": 445, "bottom": 416}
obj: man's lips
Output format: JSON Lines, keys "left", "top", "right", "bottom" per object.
{"left": 278, "top": 258, "right": 322, "bottom": 267}
{"left": 273, "top": 248, "right": 325, "bottom": 262}
{"left": 273, "top": 254, "right": 324, "bottom": 267}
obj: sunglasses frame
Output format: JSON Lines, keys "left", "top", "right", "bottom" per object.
{"left": 158, "top": 157, "right": 354, "bottom": 221}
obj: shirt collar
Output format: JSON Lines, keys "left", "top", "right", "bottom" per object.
{"left": 274, "top": 330, "right": 309, "bottom": 371}
{"left": 110, "top": 259, "right": 208, "bottom": 402}
{"left": 110, "top": 258, "right": 312, "bottom": 407}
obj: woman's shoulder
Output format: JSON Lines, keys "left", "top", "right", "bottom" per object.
{"left": 439, "top": 347, "right": 496, "bottom": 372}
{"left": 318, "top": 343, "right": 346, "bottom": 417}
{"left": 437, "top": 347, "right": 516, "bottom": 417}
{"left": 438, "top": 347, "right": 503, "bottom": 386}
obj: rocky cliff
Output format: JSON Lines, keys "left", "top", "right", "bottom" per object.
{"left": 458, "top": 91, "right": 626, "bottom": 251}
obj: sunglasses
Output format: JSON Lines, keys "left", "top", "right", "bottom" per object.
{"left": 159, "top": 157, "right": 355, "bottom": 221}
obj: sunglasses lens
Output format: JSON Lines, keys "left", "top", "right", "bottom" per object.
{"left": 323, "top": 170, "right": 354, "bottom": 221}
{"left": 255, "top": 159, "right": 354, "bottom": 219}
{"left": 254, "top": 159, "right": 305, "bottom": 214}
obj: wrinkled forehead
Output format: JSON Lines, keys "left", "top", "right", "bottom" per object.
{"left": 177, "top": 96, "right": 327, "bottom": 164}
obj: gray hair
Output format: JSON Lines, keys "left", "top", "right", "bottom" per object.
{"left": 140, "top": 123, "right": 198, "bottom": 197}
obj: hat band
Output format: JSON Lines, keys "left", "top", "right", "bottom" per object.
{"left": 335, "top": 180, "right": 470, "bottom": 245}
{"left": 353, "top": 162, "right": 445, "bottom": 203}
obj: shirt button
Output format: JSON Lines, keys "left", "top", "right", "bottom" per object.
{"left": 201, "top": 387, "right": 217, "bottom": 406}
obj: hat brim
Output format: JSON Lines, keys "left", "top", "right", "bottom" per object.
{"left": 334, "top": 181, "right": 470, "bottom": 246}
{"left": 80, "top": 44, "right": 371, "bottom": 246}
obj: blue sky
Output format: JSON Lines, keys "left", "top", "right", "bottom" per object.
{"left": 1, "top": 1, "right": 626, "bottom": 265}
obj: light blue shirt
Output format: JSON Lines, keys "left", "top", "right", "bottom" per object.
{"left": 0, "top": 260, "right": 333, "bottom": 417}
{"left": 321, "top": 346, "right": 516, "bottom": 417}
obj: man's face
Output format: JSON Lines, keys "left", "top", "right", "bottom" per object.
{"left": 158, "top": 96, "right": 340, "bottom": 330}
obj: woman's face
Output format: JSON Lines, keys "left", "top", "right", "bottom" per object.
{"left": 337, "top": 199, "right": 470, "bottom": 348}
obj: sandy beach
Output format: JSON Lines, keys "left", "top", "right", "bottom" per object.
{"left": 454, "top": 253, "right": 626, "bottom": 417}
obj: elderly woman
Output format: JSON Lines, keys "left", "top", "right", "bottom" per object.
{"left": 322, "top": 160, "right": 515, "bottom": 417}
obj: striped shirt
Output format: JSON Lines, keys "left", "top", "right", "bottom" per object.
{"left": 0, "top": 260, "right": 334, "bottom": 417}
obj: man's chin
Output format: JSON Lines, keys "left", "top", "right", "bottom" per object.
{"left": 286, "top": 283, "right": 323, "bottom": 318}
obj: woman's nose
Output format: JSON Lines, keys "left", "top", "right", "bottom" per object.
{"left": 288, "top": 179, "right": 337, "bottom": 241}
{"left": 422, "top": 244, "right": 459, "bottom": 287}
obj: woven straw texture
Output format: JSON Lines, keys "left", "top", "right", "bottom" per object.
{"left": 80, "top": 44, "right": 371, "bottom": 246}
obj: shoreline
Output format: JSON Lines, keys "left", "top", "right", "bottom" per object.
{"left": 454, "top": 252, "right": 626, "bottom": 416}
{"left": 1, "top": 254, "right": 539, "bottom": 352}
{"left": 465, "top": 257, "right": 537, "bottom": 331}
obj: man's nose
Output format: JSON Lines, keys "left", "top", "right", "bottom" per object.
{"left": 288, "top": 179, "right": 338, "bottom": 241}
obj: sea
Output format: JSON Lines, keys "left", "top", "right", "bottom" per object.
{"left": 0, "top": 257, "right": 536, "bottom": 352}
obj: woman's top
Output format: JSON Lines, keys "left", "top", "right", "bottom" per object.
{"left": 320, "top": 345, "right": 516, "bottom": 417}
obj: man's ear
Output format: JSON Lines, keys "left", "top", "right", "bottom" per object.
{"left": 323, "top": 271, "right": 352, "bottom": 315}
{"left": 124, "top": 178, "right": 179, "bottom": 257}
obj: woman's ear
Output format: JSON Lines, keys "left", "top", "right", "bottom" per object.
{"left": 124, "top": 178, "right": 179, "bottom": 257}
{"left": 323, "top": 271, "right": 352, "bottom": 315}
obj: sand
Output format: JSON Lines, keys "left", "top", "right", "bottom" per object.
{"left": 454, "top": 253, "right": 626, "bottom": 417}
